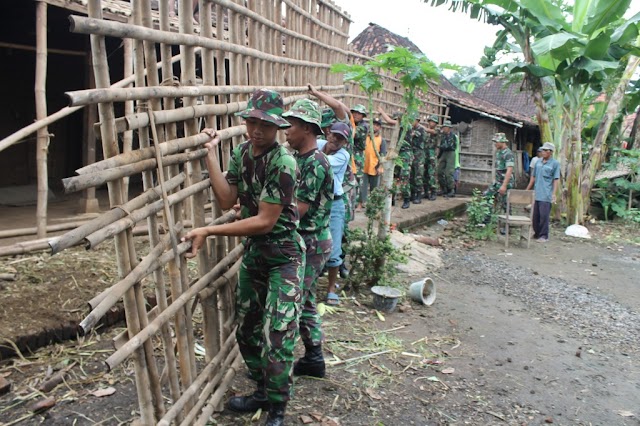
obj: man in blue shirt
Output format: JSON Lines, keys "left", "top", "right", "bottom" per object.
{"left": 526, "top": 142, "right": 560, "bottom": 242}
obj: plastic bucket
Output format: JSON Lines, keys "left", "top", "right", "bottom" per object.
{"left": 409, "top": 277, "right": 436, "bottom": 306}
{"left": 371, "top": 286, "right": 402, "bottom": 313}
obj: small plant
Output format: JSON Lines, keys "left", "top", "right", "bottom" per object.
{"left": 465, "top": 189, "right": 496, "bottom": 240}
{"left": 346, "top": 187, "right": 408, "bottom": 292}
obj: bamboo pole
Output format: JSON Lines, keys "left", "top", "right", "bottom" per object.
{"left": 49, "top": 173, "right": 184, "bottom": 254}
{"left": 104, "top": 243, "right": 245, "bottom": 370}
{"left": 193, "top": 354, "right": 243, "bottom": 426}
{"left": 122, "top": 38, "right": 134, "bottom": 199}
{"left": 68, "top": 16, "right": 330, "bottom": 71}
{"left": 0, "top": 221, "right": 92, "bottom": 240}
{"left": 0, "top": 49, "right": 202, "bottom": 154}
{"left": 86, "top": 1, "right": 154, "bottom": 421}
{"left": 35, "top": 1, "right": 49, "bottom": 239}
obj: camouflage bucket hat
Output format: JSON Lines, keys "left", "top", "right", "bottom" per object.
{"left": 235, "top": 88, "right": 290, "bottom": 128}
{"left": 321, "top": 107, "right": 337, "bottom": 128}
{"left": 282, "top": 99, "right": 323, "bottom": 135}
{"left": 350, "top": 104, "right": 367, "bottom": 116}
{"left": 442, "top": 120, "right": 453, "bottom": 127}
{"left": 428, "top": 114, "right": 439, "bottom": 123}
{"left": 492, "top": 132, "right": 508, "bottom": 143}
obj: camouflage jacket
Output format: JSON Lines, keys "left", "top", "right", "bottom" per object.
{"left": 495, "top": 147, "right": 515, "bottom": 183}
{"left": 295, "top": 148, "right": 333, "bottom": 243}
{"left": 439, "top": 132, "right": 458, "bottom": 152}
{"left": 409, "top": 125, "right": 428, "bottom": 152}
{"left": 353, "top": 121, "right": 369, "bottom": 153}
{"left": 226, "top": 141, "right": 299, "bottom": 241}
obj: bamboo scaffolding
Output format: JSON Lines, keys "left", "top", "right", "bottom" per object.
{"left": 48, "top": 173, "right": 184, "bottom": 254}
{"left": 86, "top": 1, "right": 155, "bottom": 422}
{"left": 0, "top": 48, "right": 202, "bottom": 154}
{"left": 104, "top": 242, "right": 244, "bottom": 370}
{"left": 35, "top": 1, "right": 49, "bottom": 239}
{"left": 158, "top": 327, "right": 238, "bottom": 426}
{"left": 193, "top": 354, "right": 244, "bottom": 426}
{"left": 68, "top": 16, "right": 329, "bottom": 71}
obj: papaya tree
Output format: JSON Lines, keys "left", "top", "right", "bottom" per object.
{"left": 427, "top": 0, "right": 640, "bottom": 223}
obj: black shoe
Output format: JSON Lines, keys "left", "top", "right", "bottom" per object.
{"left": 429, "top": 192, "right": 436, "bottom": 201}
{"left": 412, "top": 196, "right": 422, "bottom": 204}
{"left": 339, "top": 264, "right": 349, "bottom": 279}
{"left": 436, "top": 190, "right": 444, "bottom": 196}
{"left": 227, "top": 390, "right": 269, "bottom": 413}
{"left": 265, "top": 402, "right": 286, "bottom": 426}
{"left": 446, "top": 191, "right": 455, "bottom": 198}
{"left": 293, "top": 345, "right": 326, "bottom": 378}
{"left": 402, "top": 199, "right": 411, "bottom": 209}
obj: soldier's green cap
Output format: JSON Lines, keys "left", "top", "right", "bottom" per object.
{"left": 428, "top": 114, "right": 439, "bottom": 123}
{"left": 350, "top": 104, "right": 367, "bottom": 116}
{"left": 321, "top": 107, "right": 337, "bottom": 128}
{"left": 282, "top": 99, "right": 323, "bottom": 135}
{"left": 492, "top": 132, "right": 508, "bottom": 143}
{"left": 442, "top": 119, "right": 453, "bottom": 127}
{"left": 235, "top": 88, "right": 290, "bottom": 128}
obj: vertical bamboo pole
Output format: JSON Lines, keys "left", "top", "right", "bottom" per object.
{"left": 80, "top": 55, "right": 99, "bottom": 214}
{"left": 122, "top": 38, "right": 134, "bottom": 200}
{"left": 86, "top": 0, "right": 155, "bottom": 423}
{"left": 35, "top": 1, "right": 49, "bottom": 239}
{"left": 199, "top": 0, "right": 222, "bottom": 368}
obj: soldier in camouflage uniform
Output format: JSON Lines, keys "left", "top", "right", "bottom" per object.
{"left": 282, "top": 99, "right": 333, "bottom": 378}
{"left": 378, "top": 108, "right": 414, "bottom": 209}
{"left": 422, "top": 114, "right": 439, "bottom": 201}
{"left": 350, "top": 104, "right": 368, "bottom": 207}
{"left": 484, "top": 132, "right": 515, "bottom": 213}
{"left": 184, "top": 89, "right": 302, "bottom": 426}
{"left": 409, "top": 118, "right": 428, "bottom": 204}
{"left": 437, "top": 120, "right": 458, "bottom": 198}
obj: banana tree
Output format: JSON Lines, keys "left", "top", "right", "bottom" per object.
{"left": 427, "top": 0, "right": 640, "bottom": 223}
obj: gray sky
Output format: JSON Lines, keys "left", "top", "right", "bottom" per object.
{"left": 335, "top": 0, "right": 640, "bottom": 70}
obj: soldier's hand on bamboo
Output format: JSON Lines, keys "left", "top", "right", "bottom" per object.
{"left": 308, "top": 84, "right": 318, "bottom": 96}
{"left": 182, "top": 228, "right": 209, "bottom": 258}
{"left": 202, "top": 128, "right": 220, "bottom": 156}
{"left": 232, "top": 204, "right": 241, "bottom": 220}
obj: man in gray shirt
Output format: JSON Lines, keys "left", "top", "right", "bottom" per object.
{"left": 526, "top": 142, "right": 560, "bottom": 242}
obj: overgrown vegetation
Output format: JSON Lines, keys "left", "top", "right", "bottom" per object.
{"left": 465, "top": 189, "right": 497, "bottom": 240}
{"left": 593, "top": 148, "right": 640, "bottom": 222}
{"left": 346, "top": 187, "right": 408, "bottom": 291}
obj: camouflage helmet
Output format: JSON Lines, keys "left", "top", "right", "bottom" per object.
{"left": 350, "top": 104, "right": 367, "bottom": 116}
{"left": 235, "top": 88, "right": 290, "bottom": 128}
{"left": 442, "top": 119, "right": 453, "bottom": 128}
{"left": 492, "top": 132, "right": 508, "bottom": 143}
{"left": 282, "top": 99, "right": 323, "bottom": 135}
{"left": 427, "top": 114, "right": 439, "bottom": 123}
{"left": 321, "top": 107, "right": 337, "bottom": 128}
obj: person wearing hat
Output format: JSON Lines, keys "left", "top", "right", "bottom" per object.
{"left": 529, "top": 146, "right": 543, "bottom": 176}
{"left": 526, "top": 142, "right": 560, "bottom": 242}
{"left": 377, "top": 106, "right": 415, "bottom": 209}
{"left": 483, "top": 132, "right": 515, "bottom": 213}
{"left": 360, "top": 117, "right": 388, "bottom": 206}
{"left": 183, "top": 88, "right": 303, "bottom": 426}
{"left": 408, "top": 116, "right": 429, "bottom": 204}
{"left": 422, "top": 114, "right": 440, "bottom": 201}
{"left": 436, "top": 120, "right": 458, "bottom": 198}
{"left": 317, "top": 122, "right": 351, "bottom": 306}
{"left": 350, "top": 104, "right": 369, "bottom": 202}
{"left": 282, "top": 99, "right": 334, "bottom": 377}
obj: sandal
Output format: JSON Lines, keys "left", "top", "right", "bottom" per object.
{"left": 326, "top": 292, "right": 340, "bottom": 306}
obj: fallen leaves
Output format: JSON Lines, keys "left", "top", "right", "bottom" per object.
{"left": 91, "top": 387, "right": 116, "bottom": 398}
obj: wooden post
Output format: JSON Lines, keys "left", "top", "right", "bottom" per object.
{"left": 80, "top": 51, "right": 99, "bottom": 214}
{"left": 35, "top": 1, "right": 49, "bottom": 239}
{"left": 122, "top": 37, "right": 134, "bottom": 200}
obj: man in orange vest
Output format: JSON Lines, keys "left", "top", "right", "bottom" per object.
{"left": 359, "top": 118, "right": 388, "bottom": 206}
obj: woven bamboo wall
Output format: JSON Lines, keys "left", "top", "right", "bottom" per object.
{"left": 50, "top": 0, "right": 352, "bottom": 423}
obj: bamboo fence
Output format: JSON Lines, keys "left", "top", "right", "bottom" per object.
{"left": 0, "top": 0, "right": 448, "bottom": 423}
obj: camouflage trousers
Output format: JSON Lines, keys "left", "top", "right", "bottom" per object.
{"left": 411, "top": 150, "right": 425, "bottom": 197}
{"left": 300, "top": 235, "right": 331, "bottom": 348}
{"left": 236, "top": 236, "right": 305, "bottom": 402}
{"left": 437, "top": 150, "right": 455, "bottom": 193}
{"left": 423, "top": 148, "right": 438, "bottom": 194}
{"left": 483, "top": 180, "right": 514, "bottom": 213}
{"left": 393, "top": 150, "right": 414, "bottom": 199}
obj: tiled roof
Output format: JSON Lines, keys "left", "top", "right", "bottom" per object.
{"left": 350, "top": 23, "right": 423, "bottom": 57}
{"left": 473, "top": 76, "right": 538, "bottom": 122}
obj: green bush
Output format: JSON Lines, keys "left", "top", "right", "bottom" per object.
{"left": 465, "top": 189, "right": 496, "bottom": 240}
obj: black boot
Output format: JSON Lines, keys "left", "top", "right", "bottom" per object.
{"left": 227, "top": 388, "right": 269, "bottom": 413}
{"left": 412, "top": 193, "right": 422, "bottom": 204}
{"left": 293, "top": 345, "right": 326, "bottom": 378}
{"left": 446, "top": 190, "right": 455, "bottom": 198}
{"left": 264, "top": 402, "right": 286, "bottom": 426}
{"left": 402, "top": 198, "right": 411, "bottom": 209}
{"left": 429, "top": 192, "right": 436, "bottom": 201}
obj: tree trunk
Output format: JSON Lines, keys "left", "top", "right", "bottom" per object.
{"left": 378, "top": 123, "right": 402, "bottom": 240}
{"left": 629, "top": 104, "right": 640, "bottom": 151}
{"left": 565, "top": 108, "right": 584, "bottom": 224}
{"left": 579, "top": 55, "right": 640, "bottom": 216}
{"left": 35, "top": 1, "right": 49, "bottom": 239}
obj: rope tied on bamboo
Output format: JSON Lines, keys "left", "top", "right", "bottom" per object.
{"left": 161, "top": 76, "right": 180, "bottom": 87}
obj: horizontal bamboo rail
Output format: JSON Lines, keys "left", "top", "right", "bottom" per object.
{"left": 68, "top": 16, "right": 330, "bottom": 73}
{"left": 105, "top": 242, "right": 245, "bottom": 370}
{"left": 49, "top": 173, "right": 185, "bottom": 254}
